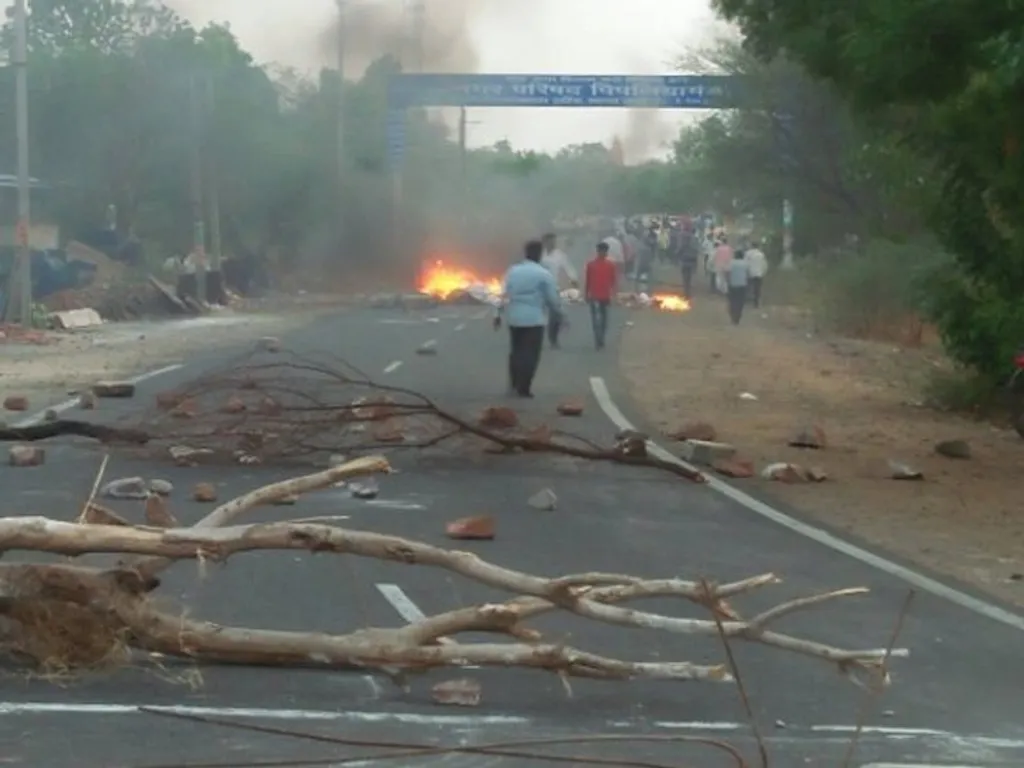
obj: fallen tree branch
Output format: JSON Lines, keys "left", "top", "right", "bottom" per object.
{"left": 0, "top": 459, "right": 906, "bottom": 685}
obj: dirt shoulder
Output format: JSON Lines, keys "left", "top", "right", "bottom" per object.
{"left": 619, "top": 291, "right": 1024, "bottom": 607}
{"left": 0, "top": 309, "right": 321, "bottom": 413}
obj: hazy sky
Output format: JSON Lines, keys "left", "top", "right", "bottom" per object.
{"left": 169, "top": 0, "right": 727, "bottom": 160}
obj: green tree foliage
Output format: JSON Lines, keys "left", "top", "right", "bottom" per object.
{"left": 711, "top": 0, "right": 1024, "bottom": 379}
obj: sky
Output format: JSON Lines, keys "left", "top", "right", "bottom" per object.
{"left": 168, "top": 0, "right": 728, "bottom": 161}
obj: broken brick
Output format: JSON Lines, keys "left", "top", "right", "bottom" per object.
{"left": 8, "top": 445, "right": 44, "bottom": 466}
{"left": 171, "top": 399, "right": 198, "bottom": 419}
{"left": 431, "top": 678, "right": 481, "bottom": 707}
{"left": 479, "top": 406, "right": 517, "bottom": 429}
{"left": 192, "top": 482, "right": 218, "bottom": 502}
{"left": 712, "top": 458, "right": 755, "bottom": 478}
{"left": 789, "top": 425, "right": 827, "bottom": 449}
{"left": 78, "top": 391, "right": 97, "bottom": 409}
{"left": 3, "top": 395, "right": 28, "bottom": 411}
{"left": 144, "top": 494, "right": 178, "bottom": 528}
{"left": 93, "top": 380, "right": 135, "bottom": 398}
{"left": 762, "top": 463, "right": 807, "bottom": 483}
{"left": 220, "top": 396, "right": 246, "bottom": 414}
{"left": 524, "top": 424, "right": 552, "bottom": 443}
{"left": 556, "top": 399, "right": 584, "bottom": 416}
{"left": 670, "top": 421, "right": 717, "bottom": 442}
{"left": 806, "top": 466, "right": 829, "bottom": 482}
{"left": 445, "top": 515, "right": 495, "bottom": 540}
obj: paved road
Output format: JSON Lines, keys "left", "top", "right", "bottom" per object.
{"left": 2, "top": 300, "right": 1023, "bottom": 767}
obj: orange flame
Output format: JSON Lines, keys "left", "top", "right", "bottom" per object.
{"left": 418, "top": 260, "right": 502, "bottom": 299}
{"left": 652, "top": 294, "right": 691, "bottom": 312}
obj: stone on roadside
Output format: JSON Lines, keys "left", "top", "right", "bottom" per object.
{"left": 556, "top": 399, "right": 584, "bottom": 416}
{"left": 144, "top": 494, "right": 178, "bottom": 528}
{"left": 761, "top": 462, "right": 807, "bottom": 483}
{"left": 3, "top": 395, "right": 28, "bottom": 411}
{"left": 669, "top": 421, "right": 717, "bottom": 442}
{"left": 78, "top": 391, "right": 97, "bottom": 409}
{"left": 220, "top": 396, "right": 246, "bottom": 414}
{"left": 350, "top": 479, "right": 379, "bottom": 499}
{"left": 416, "top": 339, "right": 438, "bottom": 355}
{"left": 259, "top": 336, "right": 281, "bottom": 352}
{"left": 524, "top": 424, "right": 552, "bottom": 443}
{"left": 711, "top": 458, "right": 754, "bottom": 478}
{"left": 888, "top": 460, "right": 923, "bottom": 480}
{"left": 169, "top": 445, "right": 213, "bottom": 466}
{"left": 479, "top": 406, "right": 517, "bottom": 429}
{"left": 615, "top": 430, "right": 647, "bottom": 457}
{"left": 171, "top": 399, "right": 198, "bottom": 419}
{"left": 93, "top": 380, "right": 135, "bottom": 398}
{"left": 81, "top": 502, "right": 129, "bottom": 526}
{"left": 193, "top": 482, "right": 218, "bottom": 502}
{"left": 43, "top": 409, "right": 58, "bottom": 422}
{"left": 155, "top": 391, "right": 184, "bottom": 410}
{"left": 446, "top": 515, "right": 495, "bottom": 540}
{"left": 805, "top": 466, "right": 829, "bottom": 482}
{"left": 371, "top": 423, "right": 405, "bottom": 443}
{"left": 8, "top": 445, "right": 44, "bottom": 467}
{"left": 431, "top": 678, "right": 481, "bottom": 707}
{"left": 149, "top": 479, "right": 173, "bottom": 496}
{"left": 679, "top": 439, "right": 736, "bottom": 465}
{"left": 935, "top": 439, "right": 971, "bottom": 459}
{"left": 101, "top": 476, "right": 149, "bottom": 500}
{"left": 788, "top": 425, "right": 827, "bottom": 449}
{"left": 527, "top": 488, "right": 557, "bottom": 510}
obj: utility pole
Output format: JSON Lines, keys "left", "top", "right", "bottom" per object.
{"left": 12, "top": 0, "right": 31, "bottom": 325}
{"left": 189, "top": 74, "right": 206, "bottom": 304}
{"left": 204, "top": 75, "right": 223, "bottom": 302}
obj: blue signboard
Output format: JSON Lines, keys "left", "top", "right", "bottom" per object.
{"left": 389, "top": 74, "right": 738, "bottom": 109}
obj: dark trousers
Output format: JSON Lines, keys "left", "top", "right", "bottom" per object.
{"left": 508, "top": 325, "right": 545, "bottom": 395}
{"left": 547, "top": 313, "right": 561, "bottom": 347}
{"left": 589, "top": 300, "right": 610, "bottom": 348}
{"left": 749, "top": 276, "right": 763, "bottom": 307}
{"left": 727, "top": 285, "right": 747, "bottom": 325}
{"left": 681, "top": 262, "right": 696, "bottom": 299}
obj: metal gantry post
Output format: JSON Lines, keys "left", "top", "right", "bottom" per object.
{"left": 13, "top": 0, "right": 31, "bottom": 325}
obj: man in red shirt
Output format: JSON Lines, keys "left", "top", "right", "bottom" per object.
{"left": 584, "top": 241, "right": 618, "bottom": 349}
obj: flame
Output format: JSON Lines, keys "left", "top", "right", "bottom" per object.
{"left": 418, "top": 260, "right": 502, "bottom": 299}
{"left": 652, "top": 294, "right": 691, "bottom": 312}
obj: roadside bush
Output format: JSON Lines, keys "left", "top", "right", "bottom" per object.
{"left": 803, "top": 239, "right": 948, "bottom": 345}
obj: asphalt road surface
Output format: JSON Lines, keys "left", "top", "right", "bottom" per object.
{"left": 2, "top": 300, "right": 1023, "bottom": 767}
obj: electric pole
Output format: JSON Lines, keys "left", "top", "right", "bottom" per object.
{"left": 204, "top": 75, "right": 223, "bottom": 302}
{"left": 189, "top": 74, "right": 207, "bottom": 304}
{"left": 12, "top": 0, "right": 31, "bottom": 325}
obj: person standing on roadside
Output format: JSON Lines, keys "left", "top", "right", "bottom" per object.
{"left": 677, "top": 224, "right": 700, "bottom": 300}
{"left": 540, "top": 232, "right": 578, "bottom": 349}
{"left": 494, "top": 239, "right": 563, "bottom": 398}
{"left": 726, "top": 247, "right": 749, "bottom": 325}
{"left": 584, "top": 241, "right": 617, "bottom": 349}
{"left": 744, "top": 238, "right": 768, "bottom": 308}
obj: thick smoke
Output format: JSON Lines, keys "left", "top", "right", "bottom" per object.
{"left": 615, "top": 109, "right": 677, "bottom": 164}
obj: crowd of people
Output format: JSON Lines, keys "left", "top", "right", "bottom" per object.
{"left": 493, "top": 219, "right": 771, "bottom": 397}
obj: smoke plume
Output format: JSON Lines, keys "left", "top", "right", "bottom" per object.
{"left": 614, "top": 108, "right": 677, "bottom": 164}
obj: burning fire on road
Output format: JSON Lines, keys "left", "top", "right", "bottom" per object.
{"left": 651, "top": 294, "right": 691, "bottom": 312}
{"left": 418, "top": 260, "right": 502, "bottom": 300}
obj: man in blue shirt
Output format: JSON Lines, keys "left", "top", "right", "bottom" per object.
{"left": 494, "top": 239, "right": 564, "bottom": 398}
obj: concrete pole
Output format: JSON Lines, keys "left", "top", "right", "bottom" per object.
{"left": 204, "top": 75, "right": 222, "bottom": 298}
{"left": 189, "top": 74, "right": 207, "bottom": 303}
{"left": 13, "top": 0, "right": 31, "bottom": 325}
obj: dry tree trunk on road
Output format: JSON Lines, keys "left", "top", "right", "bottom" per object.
{"left": 0, "top": 455, "right": 905, "bottom": 687}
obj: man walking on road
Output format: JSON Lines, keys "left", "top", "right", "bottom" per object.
{"left": 540, "top": 233, "right": 577, "bottom": 349}
{"left": 677, "top": 224, "right": 700, "bottom": 299}
{"left": 584, "top": 241, "right": 617, "bottom": 349}
{"left": 713, "top": 236, "right": 733, "bottom": 295}
{"left": 494, "top": 239, "right": 563, "bottom": 398}
{"left": 744, "top": 239, "right": 768, "bottom": 307}
{"left": 726, "top": 247, "right": 750, "bottom": 325}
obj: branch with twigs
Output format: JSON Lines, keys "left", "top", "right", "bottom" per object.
{"left": 0, "top": 455, "right": 906, "bottom": 686}
{"left": 131, "top": 348, "right": 705, "bottom": 481}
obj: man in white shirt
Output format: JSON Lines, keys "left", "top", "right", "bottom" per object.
{"left": 744, "top": 240, "right": 768, "bottom": 307}
{"left": 541, "top": 233, "right": 578, "bottom": 348}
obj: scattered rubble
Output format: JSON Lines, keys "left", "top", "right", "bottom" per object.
{"left": 192, "top": 482, "right": 218, "bottom": 502}
{"left": 556, "top": 400, "right": 584, "bottom": 416}
{"left": 527, "top": 489, "right": 557, "bottom": 510}
{"left": 144, "top": 494, "right": 178, "bottom": 528}
{"left": 614, "top": 429, "right": 647, "bottom": 457}
{"left": 78, "top": 392, "right": 97, "bottom": 409}
{"left": 670, "top": 421, "right": 717, "bottom": 442}
{"left": 349, "top": 479, "right": 379, "bottom": 499}
{"left": 445, "top": 515, "right": 496, "bottom": 540}
{"left": 3, "top": 396, "right": 28, "bottom": 412}
{"left": 259, "top": 337, "right": 281, "bottom": 353}
{"left": 761, "top": 463, "right": 808, "bottom": 483}
{"left": 479, "top": 406, "right": 518, "bottom": 429}
{"left": 680, "top": 439, "right": 736, "bottom": 465}
{"left": 431, "top": 678, "right": 482, "bottom": 707}
{"left": 416, "top": 340, "right": 438, "bottom": 355}
{"left": 788, "top": 425, "right": 827, "bottom": 449}
{"left": 712, "top": 458, "right": 755, "bottom": 478}
{"left": 149, "top": 479, "right": 173, "bottom": 496}
{"left": 935, "top": 439, "right": 971, "bottom": 459}
{"left": 8, "top": 445, "right": 44, "bottom": 467}
{"left": 101, "top": 477, "right": 149, "bottom": 500}
{"left": 93, "top": 381, "right": 135, "bottom": 399}
{"left": 888, "top": 460, "right": 923, "bottom": 480}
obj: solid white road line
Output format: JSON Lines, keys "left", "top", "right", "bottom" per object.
{"left": 383, "top": 360, "right": 403, "bottom": 374}
{"left": 14, "top": 363, "right": 185, "bottom": 427}
{"left": 588, "top": 375, "right": 1024, "bottom": 633}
